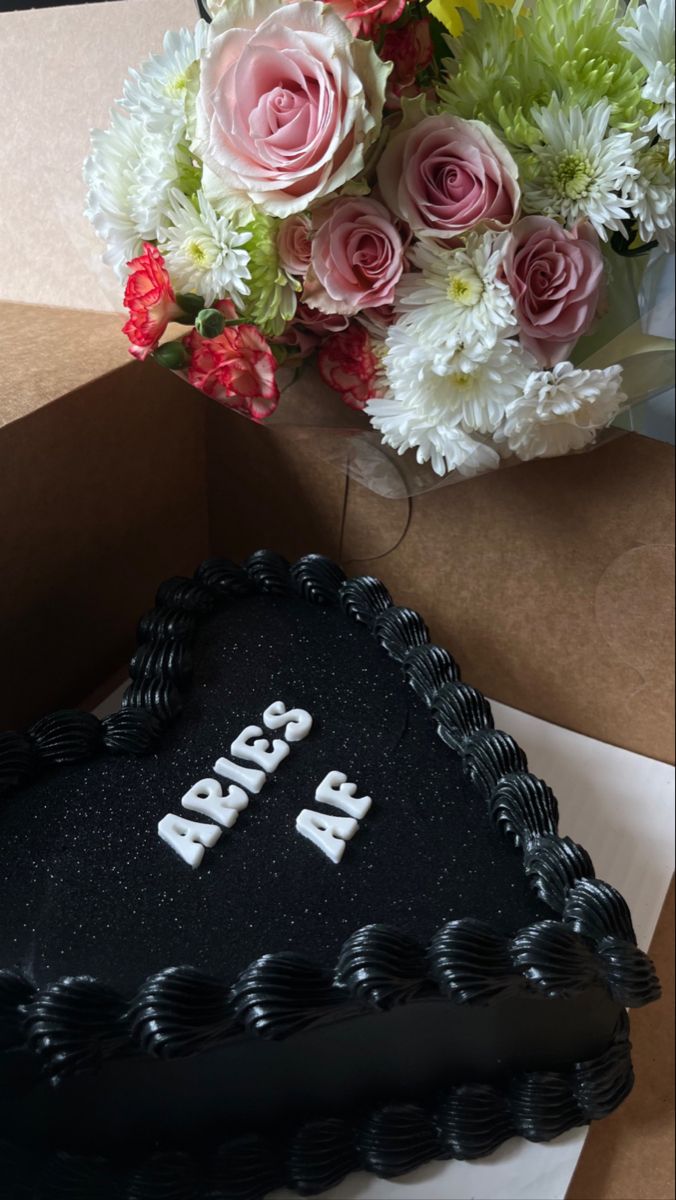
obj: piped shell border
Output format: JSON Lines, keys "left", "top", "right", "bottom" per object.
{"left": 0, "top": 553, "right": 660, "bottom": 1085}
{"left": 0, "top": 1010, "right": 634, "bottom": 1199}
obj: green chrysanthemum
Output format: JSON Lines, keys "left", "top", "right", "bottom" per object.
{"left": 175, "top": 142, "right": 202, "bottom": 198}
{"left": 437, "top": 6, "right": 547, "bottom": 152}
{"left": 239, "top": 210, "right": 300, "bottom": 338}
{"left": 437, "top": 0, "right": 649, "bottom": 153}
{"left": 527, "top": 0, "right": 647, "bottom": 132}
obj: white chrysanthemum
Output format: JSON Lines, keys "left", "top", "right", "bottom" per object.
{"left": 365, "top": 396, "right": 500, "bottom": 478}
{"left": 524, "top": 98, "right": 643, "bottom": 240}
{"left": 122, "top": 22, "right": 209, "bottom": 139}
{"left": 128, "top": 130, "right": 195, "bottom": 244}
{"left": 365, "top": 322, "right": 534, "bottom": 477}
{"left": 498, "top": 362, "right": 626, "bottom": 461}
{"left": 620, "top": 0, "right": 675, "bottom": 161}
{"left": 395, "top": 233, "right": 516, "bottom": 353}
{"left": 627, "top": 141, "right": 676, "bottom": 251}
{"left": 159, "top": 189, "right": 252, "bottom": 306}
{"left": 84, "top": 108, "right": 146, "bottom": 281}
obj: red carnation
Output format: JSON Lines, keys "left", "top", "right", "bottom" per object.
{"left": 122, "top": 243, "right": 181, "bottom": 361}
{"left": 184, "top": 318, "right": 280, "bottom": 420}
{"left": 318, "top": 324, "right": 384, "bottom": 412}
{"left": 327, "top": 0, "right": 405, "bottom": 37}
{"left": 381, "top": 19, "right": 434, "bottom": 108}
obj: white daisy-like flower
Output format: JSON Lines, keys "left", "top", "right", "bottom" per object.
{"left": 498, "top": 362, "right": 626, "bottom": 461}
{"left": 524, "top": 98, "right": 643, "bottom": 240}
{"left": 122, "top": 22, "right": 209, "bottom": 140}
{"left": 627, "top": 141, "right": 676, "bottom": 251}
{"left": 365, "top": 396, "right": 500, "bottom": 478}
{"left": 365, "top": 322, "right": 534, "bottom": 477}
{"left": 395, "top": 233, "right": 517, "bottom": 353}
{"left": 84, "top": 108, "right": 145, "bottom": 281}
{"left": 129, "top": 130, "right": 182, "bottom": 244}
{"left": 620, "top": 0, "right": 675, "bottom": 161}
{"left": 159, "top": 189, "right": 252, "bottom": 306}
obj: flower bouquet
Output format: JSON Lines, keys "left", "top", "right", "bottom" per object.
{"left": 85, "top": 0, "right": 675, "bottom": 491}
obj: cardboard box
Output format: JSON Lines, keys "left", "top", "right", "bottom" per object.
{"left": 0, "top": 2, "right": 673, "bottom": 1197}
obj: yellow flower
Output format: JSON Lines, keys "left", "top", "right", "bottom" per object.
{"left": 428, "top": 0, "right": 515, "bottom": 38}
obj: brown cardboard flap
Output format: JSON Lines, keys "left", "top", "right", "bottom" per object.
{"left": 206, "top": 403, "right": 350, "bottom": 563}
{"left": 0, "top": 303, "right": 130, "bottom": 423}
{"left": 0, "top": 361, "right": 208, "bottom": 728}
{"left": 205, "top": 405, "right": 674, "bottom": 764}
{"left": 341, "top": 433, "right": 675, "bottom": 764}
{"left": 569, "top": 881, "right": 675, "bottom": 1200}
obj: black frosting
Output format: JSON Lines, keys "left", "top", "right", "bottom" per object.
{"left": 0, "top": 552, "right": 661, "bottom": 1198}
{"left": 1, "top": 1011, "right": 634, "bottom": 1199}
{"left": 0, "top": 553, "right": 660, "bottom": 1082}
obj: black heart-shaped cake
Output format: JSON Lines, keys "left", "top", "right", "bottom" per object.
{"left": 0, "top": 552, "right": 660, "bottom": 1199}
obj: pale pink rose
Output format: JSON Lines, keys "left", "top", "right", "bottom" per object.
{"left": 304, "top": 197, "right": 404, "bottom": 316}
{"left": 502, "top": 217, "right": 606, "bottom": 367}
{"left": 377, "top": 113, "right": 520, "bottom": 241}
{"left": 356, "top": 303, "right": 397, "bottom": 339}
{"left": 195, "top": 0, "right": 390, "bottom": 218}
{"left": 276, "top": 301, "right": 350, "bottom": 360}
{"left": 324, "top": 0, "right": 405, "bottom": 38}
{"left": 294, "top": 301, "right": 350, "bottom": 336}
{"left": 277, "top": 214, "right": 312, "bottom": 277}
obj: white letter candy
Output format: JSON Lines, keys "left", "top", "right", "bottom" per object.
{"left": 315, "top": 771, "right": 372, "bottom": 820}
{"left": 230, "top": 726, "right": 291, "bottom": 773}
{"left": 182, "top": 778, "right": 249, "bottom": 830}
{"left": 213, "top": 756, "right": 266, "bottom": 795}
{"left": 263, "top": 701, "right": 313, "bottom": 743}
{"left": 158, "top": 814, "right": 222, "bottom": 869}
{"left": 295, "top": 810, "right": 358, "bottom": 864}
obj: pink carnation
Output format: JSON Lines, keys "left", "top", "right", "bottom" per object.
{"left": 502, "top": 217, "right": 605, "bottom": 367}
{"left": 318, "top": 323, "right": 384, "bottom": 410}
{"left": 122, "top": 243, "right": 180, "bottom": 361}
{"left": 325, "top": 0, "right": 405, "bottom": 37}
{"left": 380, "top": 19, "right": 433, "bottom": 108}
{"left": 304, "top": 197, "right": 405, "bottom": 317}
{"left": 377, "top": 113, "right": 520, "bottom": 241}
{"left": 184, "top": 311, "right": 279, "bottom": 420}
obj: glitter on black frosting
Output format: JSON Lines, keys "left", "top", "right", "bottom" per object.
{"left": 0, "top": 558, "right": 661, "bottom": 1199}
{"left": 0, "top": 593, "right": 555, "bottom": 993}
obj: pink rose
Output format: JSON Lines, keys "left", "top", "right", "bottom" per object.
{"left": 195, "top": 0, "right": 390, "bottom": 218}
{"left": 502, "top": 217, "right": 605, "bottom": 367}
{"left": 357, "top": 303, "right": 397, "bottom": 339}
{"left": 325, "top": 0, "right": 405, "bottom": 37}
{"left": 378, "top": 113, "right": 520, "bottom": 241}
{"left": 304, "top": 197, "right": 404, "bottom": 316}
{"left": 294, "top": 301, "right": 350, "bottom": 336}
{"left": 318, "top": 323, "right": 385, "bottom": 410}
{"left": 277, "top": 214, "right": 312, "bottom": 277}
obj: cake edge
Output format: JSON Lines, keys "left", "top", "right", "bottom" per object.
{"left": 1, "top": 1010, "right": 633, "bottom": 1198}
{"left": 0, "top": 552, "right": 661, "bottom": 1088}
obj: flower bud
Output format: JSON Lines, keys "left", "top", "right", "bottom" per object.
{"left": 175, "top": 292, "right": 205, "bottom": 317}
{"left": 153, "top": 340, "right": 189, "bottom": 369}
{"left": 195, "top": 308, "right": 227, "bottom": 338}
